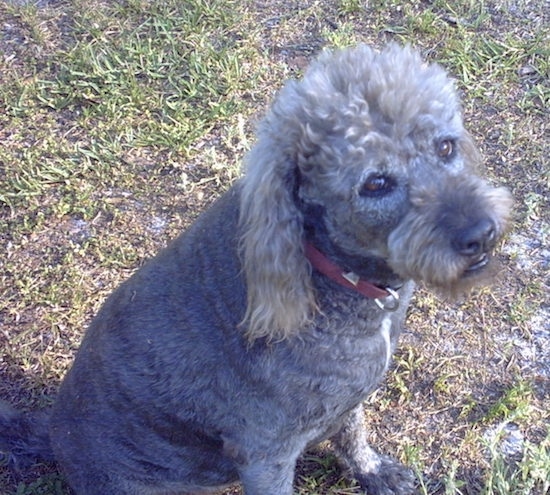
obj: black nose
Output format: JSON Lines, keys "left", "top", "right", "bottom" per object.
{"left": 453, "top": 218, "right": 496, "bottom": 257}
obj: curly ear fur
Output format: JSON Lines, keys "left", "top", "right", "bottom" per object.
{"left": 238, "top": 89, "right": 318, "bottom": 341}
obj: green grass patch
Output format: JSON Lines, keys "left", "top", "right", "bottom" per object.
{"left": 482, "top": 431, "right": 550, "bottom": 495}
{"left": 0, "top": 0, "right": 262, "bottom": 213}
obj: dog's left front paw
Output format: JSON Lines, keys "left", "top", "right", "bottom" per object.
{"left": 355, "top": 455, "right": 417, "bottom": 495}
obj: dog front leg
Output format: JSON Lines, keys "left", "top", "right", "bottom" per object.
{"left": 237, "top": 457, "right": 296, "bottom": 495}
{"left": 330, "top": 405, "right": 416, "bottom": 495}
{"left": 223, "top": 437, "right": 297, "bottom": 495}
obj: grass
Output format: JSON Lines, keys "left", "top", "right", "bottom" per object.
{"left": 481, "top": 431, "right": 550, "bottom": 495}
{"left": 0, "top": 0, "right": 548, "bottom": 493}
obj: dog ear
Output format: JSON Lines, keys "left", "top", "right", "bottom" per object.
{"left": 238, "top": 113, "right": 317, "bottom": 341}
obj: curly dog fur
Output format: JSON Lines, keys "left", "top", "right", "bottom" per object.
{"left": 0, "top": 44, "right": 512, "bottom": 494}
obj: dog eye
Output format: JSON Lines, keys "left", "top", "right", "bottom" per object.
{"left": 437, "top": 139, "right": 455, "bottom": 159}
{"left": 360, "top": 175, "right": 395, "bottom": 197}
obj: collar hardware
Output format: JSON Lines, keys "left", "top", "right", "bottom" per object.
{"left": 304, "top": 242, "right": 400, "bottom": 312}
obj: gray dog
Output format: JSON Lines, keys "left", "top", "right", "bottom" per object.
{"left": 1, "top": 44, "right": 512, "bottom": 495}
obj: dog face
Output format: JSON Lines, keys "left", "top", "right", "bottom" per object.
{"left": 291, "top": 44, "right": 513, "bottom": 292}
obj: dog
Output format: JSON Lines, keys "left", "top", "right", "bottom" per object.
{"left": 0, "top": 44, "right": 512, "bottom": 494}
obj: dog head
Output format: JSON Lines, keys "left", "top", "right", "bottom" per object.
{"left": 239, "top": 44, "right": 512, "bottom": 340}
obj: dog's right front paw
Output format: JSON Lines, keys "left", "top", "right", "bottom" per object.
{"left": 355, "top": 455, "right": 417, "bottom": 495}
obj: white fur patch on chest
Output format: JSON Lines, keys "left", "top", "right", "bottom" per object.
{"left": 380, "top": 317, "right": 392, "bottom": 370}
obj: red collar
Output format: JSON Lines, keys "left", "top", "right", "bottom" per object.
{"left": 304, "top": 242, "right": 399, "bottom": 309}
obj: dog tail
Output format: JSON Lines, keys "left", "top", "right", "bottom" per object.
{"left": 0, "top": 400, "right": 55, "bottom": 469}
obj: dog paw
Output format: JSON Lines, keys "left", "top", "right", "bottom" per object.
{"left": 355, "top": 455, "right": 417, "bottom": 495}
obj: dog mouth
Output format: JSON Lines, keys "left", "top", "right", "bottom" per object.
{"left": 464, "top": 253, "right": 490, "bottom": 274}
